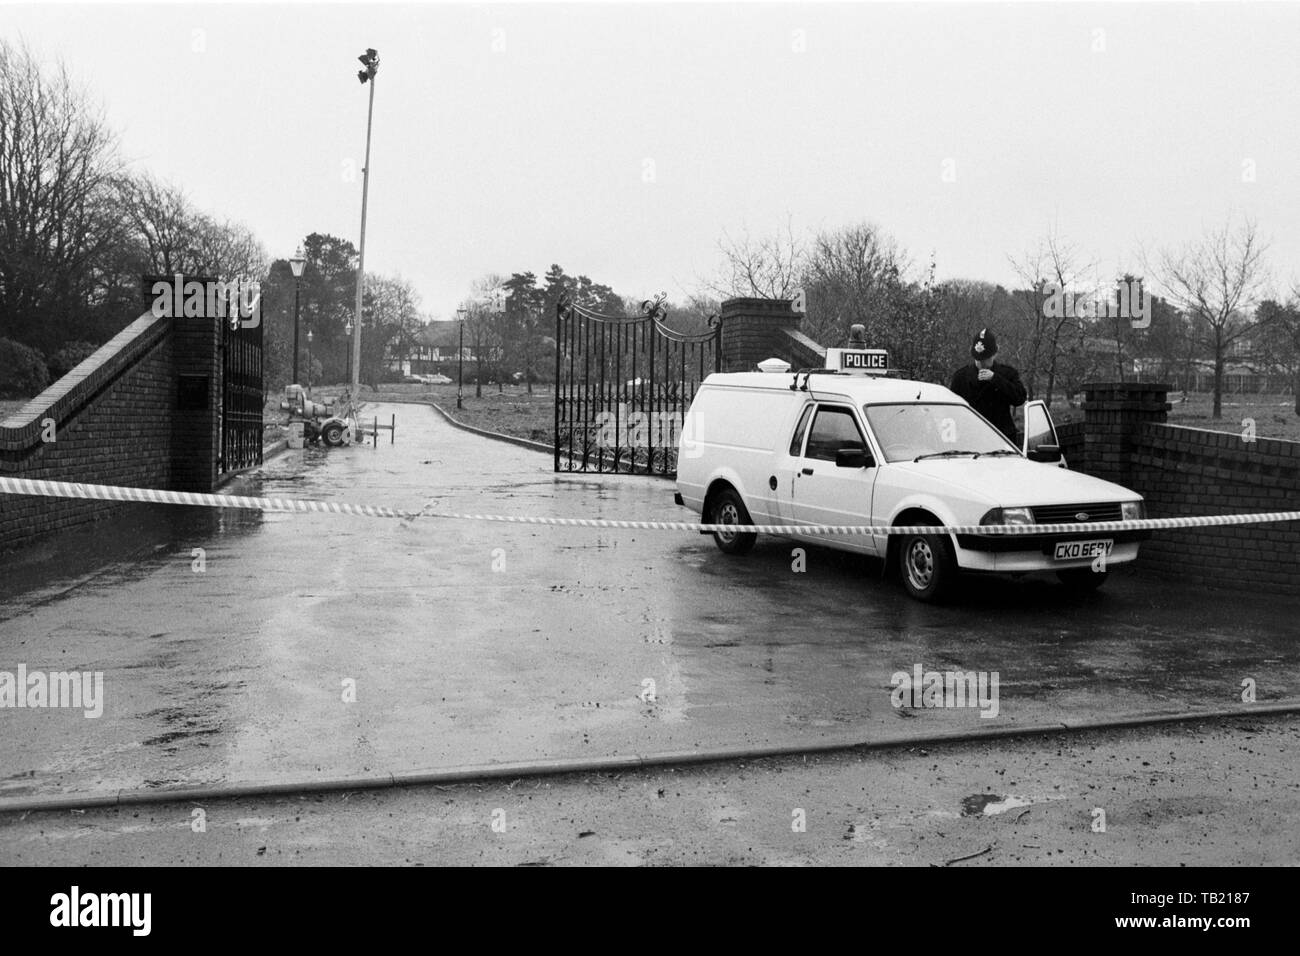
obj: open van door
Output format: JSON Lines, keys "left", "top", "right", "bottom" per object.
{"left": 1022, "top": 400, "right": 1067, "bottom": 468}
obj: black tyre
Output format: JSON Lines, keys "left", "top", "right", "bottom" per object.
{"left": 1057, "top": 567, "right": 1109, "bottom": 592}
{"left": 709, "top": 489, "right": 757, "bottom": 555}
{"left": 897, "top": 529, "right": 958, "bottom": 603}
{"left": 322, "top": 421, "right": 347, "bottom": 447}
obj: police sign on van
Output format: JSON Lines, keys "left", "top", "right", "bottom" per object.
{"left": 674, "top": 349, "right": 1148, "bottom": 602}
{"left": 830, "top": 348, "right": 889, "bottom": 372}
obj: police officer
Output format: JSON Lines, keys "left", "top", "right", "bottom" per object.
{"left": 949, "top": 328, "right": 1027, "bottom": 442}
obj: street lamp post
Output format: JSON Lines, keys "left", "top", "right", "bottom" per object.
{"left": 306, "top": 329, "right": 314, "bottom": 395}
{"left": 456, "top": 307, "right": 467, "bottom": 410}
{"left": 289, "top": 247, "right": 306, "bottom": 385}
{"left": 473, "top": 308, "right": 483, "bottom": 400}
{"left": 352, "top": 48, "right": 380, "bottom": 396}
{"left": 492, "top": 290, "right": 507, "bottom": 395}
{"left": 525, "top": 306, "right": 535, "bottom": 395}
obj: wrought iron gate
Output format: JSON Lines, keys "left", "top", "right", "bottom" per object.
{"left": 219, "top": 309, "right": 264, "bottom": 474}
{"left": 554, "top": 293, "right": 721, "bottom": 476}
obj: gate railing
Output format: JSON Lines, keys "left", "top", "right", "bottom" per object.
{"left": 554, "top": 293, "right": 721, "bottom": 476}
{"left": 219, "top": 306, "right": 264, "bottom": 475}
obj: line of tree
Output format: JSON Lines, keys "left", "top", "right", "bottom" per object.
{"left": 259, "top": 233, "right": 425, "bottom": 391}
{"left": 0, "top": 39, "right": 429, "bottom": 399}
{"left": 0, "top": 41, "right": 273, "bottom": 389}
{"left": 706, "top": 216, "right": 1285, "bottom": 419}
{"left": 452, "top": 265, "right": 716, "bottom": 395}
{"left": 9, "top": 37, "right": 1295, "bottom": 419}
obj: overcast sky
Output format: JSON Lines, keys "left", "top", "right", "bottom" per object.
{"left": 6, "top": 1, "right": 1299, "bottom": 320}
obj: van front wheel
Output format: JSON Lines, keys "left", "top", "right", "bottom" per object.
{"left": 897, "top": 530, "right": 957, "bottom": 602}
{"left": 710, "top": 489, "right": 757, "bottom": 555}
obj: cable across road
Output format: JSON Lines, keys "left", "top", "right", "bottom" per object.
{"left": 2, "top": 475, "right": 1299, "bottom": 537}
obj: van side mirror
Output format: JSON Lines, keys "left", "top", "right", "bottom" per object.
{"left": 835, "top": 448, "right": 873, "bottom": 469}
{"left": 1027, "top": 444, "right": 1062, "bottom": 463}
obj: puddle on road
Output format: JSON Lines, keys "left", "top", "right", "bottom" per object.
{"left": 0, "top": 499, "right": 264, "bottom": 611}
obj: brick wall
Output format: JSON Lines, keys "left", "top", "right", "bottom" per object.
{"left": 1057, "top": 420, "right": 1085, "bottom": 469}
{"left": 1130, "top": 423, "right": 1300, "bottom": 594}
{"left": 0, "top": 311, "right": 175, "bottom": 552}
{"left": 1071, "top": 382, "right": 1300, "bottom": 595}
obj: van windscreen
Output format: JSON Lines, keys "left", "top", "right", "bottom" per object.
{"left": 863, "top": 403, "right": 1016, "bottom": 462}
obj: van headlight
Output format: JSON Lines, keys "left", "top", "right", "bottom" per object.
{"left": 981, "top": 507, "right": 1035, "bottom": 527}
{"left": 1121, "top": 500, "right": 1145, "bottom": 521}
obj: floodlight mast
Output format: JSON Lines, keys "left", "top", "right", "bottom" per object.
{"left": 351, "top": 48, "right": 379, "bottom": 396}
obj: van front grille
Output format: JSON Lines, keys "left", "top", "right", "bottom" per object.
{"left": 1031, "top": 502, "right": 1123, "bottom": 525}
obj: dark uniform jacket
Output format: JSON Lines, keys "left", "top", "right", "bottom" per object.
{"left": 949, "top": 362, "right": 1027, "bottom": 441}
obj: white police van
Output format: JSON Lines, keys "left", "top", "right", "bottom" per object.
{"left": 674, "top": 349, "right": 1148, "bottom": 602}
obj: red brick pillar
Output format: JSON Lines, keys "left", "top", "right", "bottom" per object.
{"left": 1082, "top": 382, "right": 1170, "bottom": 489}
{"left": 145, "top": 276, "right": 224, "bottom": 493}
{"left": 719, "top": 298, "right": 823, "bottom": 372}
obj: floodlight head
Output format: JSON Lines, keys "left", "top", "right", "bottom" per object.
{"left": 357, "top": 49, "right": 379, "bottom": 77}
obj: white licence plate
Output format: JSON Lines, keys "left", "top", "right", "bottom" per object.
{"left": 1053, "top": 539, "right": 1114, "bottom": 561}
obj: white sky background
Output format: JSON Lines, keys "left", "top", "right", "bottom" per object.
{"left": 4, "top": 1, "right": 1299, "bottom": 320}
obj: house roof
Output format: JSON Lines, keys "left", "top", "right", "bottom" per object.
{"left": 418, "top": 322, "right": 460, "bottom": 348}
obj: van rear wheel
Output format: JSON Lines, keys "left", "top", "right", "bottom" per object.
{"left": 897, "top": 529, "right": 957, "bottom": 603}
{"left": 709, "top": 489, "right": 756, "bottom": 555}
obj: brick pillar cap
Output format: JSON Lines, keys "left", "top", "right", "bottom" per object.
{"left": 720, "top": 297, "right": 796, "bottom": 314}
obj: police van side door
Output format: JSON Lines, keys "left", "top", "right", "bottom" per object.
{"left": 774, "top": 402, "right": 814, "bottom": 524}
{"left": 789, "top": 403, "right": 879, "bottom": 555}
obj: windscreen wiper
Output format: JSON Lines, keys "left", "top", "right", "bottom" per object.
{"left": 980, "top": 449, "right": 1022, "bottom": 456}
{"left": 914, "top": 450, "right": 981, "bottom": 461}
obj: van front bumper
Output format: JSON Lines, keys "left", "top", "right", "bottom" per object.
{"left": 953, "top": 533, "right": 1146, "bottom": 573}
{"left": 955, "top": 529, "right": 1150, "bottom": 553}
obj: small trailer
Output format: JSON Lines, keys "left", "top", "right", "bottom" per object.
{"left": 280, "top": 384, "right": 354, "bottom": 447}
{"left": 279, "top": 385, "right": 396, "bottom": 448}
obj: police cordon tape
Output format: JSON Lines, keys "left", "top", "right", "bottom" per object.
{"left": 3, "top": 475, "right": 1300, "bottom": 537}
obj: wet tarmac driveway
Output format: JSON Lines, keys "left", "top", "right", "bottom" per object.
{"left": 1, "top": 402, "right": 1298, "bottom": 801}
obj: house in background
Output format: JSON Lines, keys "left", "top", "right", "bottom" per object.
{"left": 385, "top": 322, "right": 477, "bottom": 377}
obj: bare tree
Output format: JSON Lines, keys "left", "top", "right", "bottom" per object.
{"left": 939, "top": 279, "right": 1004, "bottom": 327}
{"left": 704, "top": 218, "right": 806, "bottom": 300}
{"left": 1252, "top": 298, "right": 1300, "bottom": 412}
{"left": 660, "top": 293, "right": 720, "bottom": 336}
{"left": 193, "top": 216, "right": 268, "bottom": 283}
{"left": 115, "top": 172, "right": 266, "bottom": 283}
{"left": 801, "top": 222, "right": 908, "bottom": 344}
{"left": 1146, "top": 217, "right": 1269, "bottom": 418}
{"left": 115, "top": 173, "right": 203, "bottom": 275}
{"left": 936, "top": 279, "right": 1019, "bottom": 378}
{"left": 0, "top": 39, "right": 121, "bottom": 348}
{"left": 360, "top": 274, "right": 422, "bottom": 386}
{"left": 464, "top": 273, "right": 507, "bottom": 398}
{"left": 1008, "top": 230, "right": 1094, "bottom": 405}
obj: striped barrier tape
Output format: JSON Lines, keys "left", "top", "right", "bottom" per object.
{"left": 2, "top": 475, "right": 1299, "bottom": 537}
